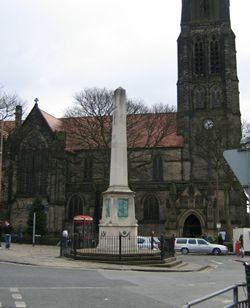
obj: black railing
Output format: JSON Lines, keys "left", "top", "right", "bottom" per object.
{"left": 61, "top": 234, "right": 175, "bottom": 262}
{"left": 183, "top": 262, "right": 250, "bottom": 307}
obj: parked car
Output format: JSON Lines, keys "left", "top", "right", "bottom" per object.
{"left": 175, "top": 237, "right": 228, "bottom": 255}
{"left": 137, "top": 236, "right": 160, "bottom": 249}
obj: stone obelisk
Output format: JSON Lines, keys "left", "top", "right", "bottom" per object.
{"left": 99, "top": 87, "right": 138, "bottom": 245}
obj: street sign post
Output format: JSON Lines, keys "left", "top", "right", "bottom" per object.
{"left": 223, "top": 149, "right": 250, "bottom": 209}
{"left": 223, "top": 149, "right": 250, "bottom": 188}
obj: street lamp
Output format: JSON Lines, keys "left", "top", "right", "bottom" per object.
{"left": 0, "top": 113, "right": 4, "bottom": 206}
{"left": 0, "top": 112, "right": 8, "bottom": 211}
{"left": 216, "top": 222, "right": 221, "bottom": 231}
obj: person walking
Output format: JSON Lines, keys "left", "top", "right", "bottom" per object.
{"left": 62, "top": 228, "right": 69, "bottom": 248}
{"left": 0, "top": 223, "right": 2, "bottom": 247}
{"left": 217, "top": 233, "right": 224, "bottom": 245}
{"left": 3, "top": 221, "right": 13, "bottom": 249}
{"left": 239, "top": 234, "right": 244, "bottom": 258}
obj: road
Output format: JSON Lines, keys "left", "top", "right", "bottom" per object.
{"left": 0, "top": 254, "right": 247, "bottom": 308}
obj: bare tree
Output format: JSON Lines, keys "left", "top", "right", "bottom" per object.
{"left": 242, "top": 119, "right": 250, "bottom": 138}
{"left": 0, "top": 86, "right": 26, "bottom": 120}
{"left": 63, "top": 88, "right": 177, "bottom": 178}
{"left": 193, "top": 121, "right": 242, "bottom": 241}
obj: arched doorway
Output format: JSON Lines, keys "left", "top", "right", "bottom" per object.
{"left": 183, "top": 214, "right": 201, "bottom": 237}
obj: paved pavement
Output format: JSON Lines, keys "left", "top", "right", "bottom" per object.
{"left": 0, "top": 243, "right": 212, "bottom": 272}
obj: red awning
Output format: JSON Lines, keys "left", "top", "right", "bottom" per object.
{"left": 73, "top": 215, "right": 93, "bottom": 222}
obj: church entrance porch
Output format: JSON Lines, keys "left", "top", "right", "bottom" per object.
{"left": 182, "top": 214, "right": 202, "bottom": 237}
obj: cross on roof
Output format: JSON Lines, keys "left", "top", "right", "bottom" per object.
{"left": 34, "top": 98, "right": 39, "bottom": 104}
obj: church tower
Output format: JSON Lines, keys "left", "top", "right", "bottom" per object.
{"left": 177, "top": 0, "right": 242, "bottom": 180}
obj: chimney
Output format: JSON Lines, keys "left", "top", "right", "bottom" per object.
{"left": 15, "top": 105, "right": 22, "bottom": 128}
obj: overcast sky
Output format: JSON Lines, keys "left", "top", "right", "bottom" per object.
{"left": 0, "top": 0, "right": 249, "bottom": 120}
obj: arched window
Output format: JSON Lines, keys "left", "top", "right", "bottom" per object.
{"left": 210, "top": 87, "right": 222, "bottom": 108}
{"left": 153, "top": 155, "right": 163, "bottom": 181}
{"left": 194, "top": 37, "right": 204, "bottom": 75}
{"left": 17, "top": 134, "right": 48, "bottom": 195}
{"left": 143, "top": 195, "right": 159, "bottom": 222}
{"left": 210, "top": 36, "right": 220, "bottom": 74}
{"left": 194, "top": 87, "right": 206, "bottom": 109}
{"left": 68, "top": 195, "right": 84, "bottom": 220}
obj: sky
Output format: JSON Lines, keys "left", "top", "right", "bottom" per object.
{"left": 0, "top": 0, "right": 249, "bottom": 119}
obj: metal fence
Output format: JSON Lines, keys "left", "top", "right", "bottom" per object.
{"left": 60, "top": 234, "right": 175, "bottom": 262}
{"left": 183, "top": 283, "right": 248, "bottom": 308}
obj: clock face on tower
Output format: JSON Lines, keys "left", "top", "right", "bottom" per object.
{"left": 203, "top": 119, "right": 214, "bottom": 130}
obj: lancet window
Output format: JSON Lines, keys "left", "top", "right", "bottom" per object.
{"left": 84, "top": 157, "right": 93, "bottom": 181}
{"left": 194, "top": 87, "right": 206, "bottom": 109}
{"left": 210, "top": 36, "right": 220, "bottom": 74}
{"left": 68, "top": 195, "right": 84, "bottom": 220}
{"left": 17, "top": 135, "right": 48, "bottom": 195}
{"left": 143, "top": 195, "right": 159, "bottom": 222}
{"left": 194, "top": 37, "right": 205, "bottom": 75}
{"left": 153, "top": 155, "right": 163, "bottom": 181}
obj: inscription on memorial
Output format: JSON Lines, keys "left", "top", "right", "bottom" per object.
{"left": 117, "top": 199, "right": 128, "bottom": 217}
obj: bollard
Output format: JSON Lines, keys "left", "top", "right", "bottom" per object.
{"left": 73, "top": 233, "right": 77, "bottom": 259}
{"left": 244, "top": 262, "right": 250, "bottom": 306}
{"left": 60, "top": 235, "right": 63, "bottom": 257}
{"left": 119, "top": 234, "right": 122, "bottom": 261}
{"left": 160, "top": 235, "right": 165, "bottom": 261}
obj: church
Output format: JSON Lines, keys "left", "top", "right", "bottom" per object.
{"left": 1, "top": 0, "right": 248, "bottom": 241}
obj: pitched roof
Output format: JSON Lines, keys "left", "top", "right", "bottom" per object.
{"left": 61, "top": 113, "right": 184, "bottom": 151}
{"left": 40, "top": 110, "right": 62, "bottom": 131}
{"left": 6, "top": 107, "right": 184, "bottom": 151}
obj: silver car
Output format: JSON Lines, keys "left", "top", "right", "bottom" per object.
{"left": 137, "top": 236, "right": 160, "bottom": 249}
{"left": 175, "top": 238, "right": 228, "bottom": 255}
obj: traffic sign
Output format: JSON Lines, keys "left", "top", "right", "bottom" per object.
{"left": 223, "top": 149, "right": 250, "bottom": 187}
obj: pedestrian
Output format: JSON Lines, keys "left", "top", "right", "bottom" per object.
{"left": 62, "top": 228, "right": 69, "bottom": 248}
{"left": 217, "top": 233, "right": 223, "bottom": 245}
{"left": 202, "top": 233, "right": 208, "bottom": 241}
{"left": 239, "top": 234, "right": 244, "bottom": 258}
{"left": 171, "top": 233, "right": 176, "bottom": 256}
{"left": 3, "top": 221, "right": 13, "bottom": 249}
{"left": 0, "top": 223, "right": 2, "bottom": 247}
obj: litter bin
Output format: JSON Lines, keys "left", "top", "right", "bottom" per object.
{"left": 244, "top": 262, "right": 250, "bottom": 306}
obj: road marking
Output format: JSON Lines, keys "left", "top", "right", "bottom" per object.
{"left": 0, "top": 302, "right": 2, "bottom": 307}
{"left": 210, "top": 260, "right": 224, "bottom": 265}
{"left": 14, "top": 286, "right": 111, "bottom": 290}
{"left": 222, "top": 299, "right": 233, "bottom": 303}
{"left": 9, "top": 288, "right": 26, "bottom": 307}
{"left": 178, "top": 282, "right": 216, "bottom": 287}
{"left": 12, "top": 294, "right": 22, "bottom": 300}
{"left": 15, "top": 301, "right": 26, "bottom": 308}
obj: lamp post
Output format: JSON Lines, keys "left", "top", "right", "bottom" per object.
{"left": 0, "top": 112, "right": 8, "bottom": 214}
